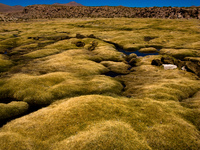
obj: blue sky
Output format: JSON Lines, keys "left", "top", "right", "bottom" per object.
{"left": 1, "top": 0, "right": 200, "bottom": 7}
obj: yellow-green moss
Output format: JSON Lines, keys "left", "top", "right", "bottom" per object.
{"left": 21, "top": 49, "right": 109, "bottom": 75}
{"left": 139, "top": 47, "right": 158, "bottom": 53}
{"left": 91, "top": 45, "right": 125, "bottom": 62}
{"left": 0, "top": 95, "right": 199, "bottom": 149}
{"left": 159, "top": 48, "right": 199, "bottom": 59}
{"left": 100, "top": 61, "right": 131, "bottom": 74}
{"left": 52, "top": 121, "right": 151, "bottom": 150}
{"left": 23, "top": 49, "right": 61, "bottom": 59}
{"left": 0, "top": 101, "right": 29, "bottom": 120}
{"left": 0, "top": 18, "right": 200, "bottom": 150}
{"left": 0, "top": 54, "right": 13, "bottom": 72}
{"left": 0, "top": 73, "right": 123, "bottom": 105}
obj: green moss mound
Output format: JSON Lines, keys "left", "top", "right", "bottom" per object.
{"left": 0, "top": 54, "right": 13, "bottom": 72}
{"left": 53, "top": 121, "right": 151, "bottom": 150}
{"left": 0, "top": 18, "right": 200, "bottom": 150}
{"left": 159, "top": 48, "right": 199, "bottom": 60}
{"left": 0, "top": 101, "right": 28, "bottom": 120}
{"left": 0, "top": 95, "right": 199, "bottom": 149}
{"left": 139, "top": 47, "right": 158, "bottom": 53}
{"left": 0, "top": 73, "right": 123, "bottom": 105}
{"left": 23, "top": 49, "right": 60, "bottom": 59}
{"left": 100, "top": 61, "right": 131, "bottom": 74}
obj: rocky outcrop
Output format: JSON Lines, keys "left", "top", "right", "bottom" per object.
{"left": 1, "top": 5, "right": 200, "bottom": 21}
{"left": 185, "top": 61, "right": 200, "bottom": 77}
{"left": 152, "top": 56, "right": 200, "bottom": 77}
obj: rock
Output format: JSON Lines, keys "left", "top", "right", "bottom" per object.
{"left": 161, "top": 56, "right": 174, "bottom": 64}
{"left": 162, "top": 64, "right": 177, "bottom": 70}
{"left": 181, "top": 66, "right": 186, "bottom": 71}
{"left": 75, "top": 41, "right": 85, "bottom": 47}
{"left": 87, "top": 34, "right": 96, "bottom": 38}
{"left": 76, "top": 33, "right": 86, "bottom": 39}
{"left": 3, "top": 6, "right": 199, "bottom": 20}
{"left": 185, "top": 61, "right": 200, "bottom": 76}
{"left": 174, "top": 59, "right": 185, "bottom": 69}
{"left": 151, "top": 59, "right": 162, "bottom": 66}
{"left": 88, "top": 41, "right": 98, "bottom": 51}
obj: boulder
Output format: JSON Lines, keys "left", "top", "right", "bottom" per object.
{"left": 87, "top": 34, "right": 96, "bottom": 38}
{"left": 75, "top": 41, "right": 85, "bottom": 47}
{"left": 162, "top": 64, "right": 177, "bottom": 70}
{"left": 185, "top": 61, "right": 200, "bottom": 77}
{"left": 76, "top": 33, "right": 86, "bottom": 39}
{"left": 151, "top": 59, "right": 162, "bottom": 66}
{"left": 174, "top": 59, "right": 185, "bottom": 69}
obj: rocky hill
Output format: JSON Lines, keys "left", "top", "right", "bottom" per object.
{"left": 1, "top": 5, "right": 200, "bottom": 21}
{"left": 20, "top": 5, "right": 200, "bottom": 19}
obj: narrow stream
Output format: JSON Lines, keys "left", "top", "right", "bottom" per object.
{"left": 103, "top": 40, "right": 160, "bottom": 57}
{"left": 117, "top": 46, "right": 159, "bottom": 56}
{"left": 0, "top": 38, "right": 161, "bottom": 127}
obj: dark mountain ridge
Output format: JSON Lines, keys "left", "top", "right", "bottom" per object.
{"left": 52, "top": 1, "right": 84, "bottom": 6}
{"left": 0, "top": 3, "right": 24, "bottom": 13}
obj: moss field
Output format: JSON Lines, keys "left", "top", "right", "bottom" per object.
{"left": 0, "top": 18, "right": 200, "bottom": 149}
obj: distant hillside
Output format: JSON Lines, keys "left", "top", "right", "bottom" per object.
{"left": 0, "top": 3, "right": 24, "bottom": 13}
{"left": 20, "top": 5, "right": 200, "bottom": 20}
{"left": 52, "top": 1, "right": 84, "bottom": 6}
{"left": 1, "top": 5, "right": 200, "bottom": 21}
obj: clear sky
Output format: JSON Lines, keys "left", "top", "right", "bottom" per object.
{"left": 1, "top": 0, "right": 200, "bottom": 7}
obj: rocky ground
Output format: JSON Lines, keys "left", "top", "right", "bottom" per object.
{"left": 0, "top": 5, "right": 200, "bottom": 22}
{"left": 0, "top": 18, "right": 200, "bottom": 149}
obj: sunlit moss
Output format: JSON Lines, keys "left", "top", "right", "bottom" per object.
{"left": 100, "top": 61, "right": 131, "bottom": 74}
{"left": 0, "top": 73, "right": 123, "bottom": 105}
{"left": 23, "top": 49, "right": 61, "bottom": 59}
{"left": 0, "top": 95, "right": 199, "bottom": 149}
{"left": 0, "top": 18, "right": 200, "bottom": 150}
{"left": 160, "top": 48, "right": 199, "bottom": 60}
{"left": 0, "top": 54, "right": 13, "bottom": 72}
